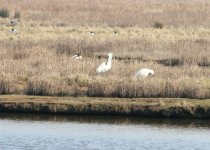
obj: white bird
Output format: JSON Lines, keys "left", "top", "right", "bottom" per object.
{"left": 113, "top": 31, "right": 119, "bottom": 35}
{"left": 135, "top": 68, "right": 154, "bottom": 77}
{"left": 96, "top": 53, "right": 113, "bottom": 73}
{"left": 88, "top": 31, "right": 95, "bottom": 35}
{"left": 10, "top": 28, "right": 17, "bottom": 34}
{"left": 72, "top": 54, "right": 82, "bottom": 60}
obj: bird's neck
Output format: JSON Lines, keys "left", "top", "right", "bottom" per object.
{"left": 106, "top": 56, "right": 112, "bottom": 65}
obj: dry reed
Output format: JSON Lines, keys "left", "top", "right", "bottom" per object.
{"left": 0, "top": 0, "right": 210, "bottom": 99}
{"left": 1, "top": 0, "right": 210, "bottom": 27}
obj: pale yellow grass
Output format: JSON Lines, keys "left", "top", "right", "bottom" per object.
{"left": 1, "top": 25, "right": 210, "bottom": 42}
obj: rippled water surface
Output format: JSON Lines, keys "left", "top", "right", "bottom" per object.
{"left": 0, "top": 113, "right": 210, "bottom": 150}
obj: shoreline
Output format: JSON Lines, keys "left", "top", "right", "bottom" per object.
{"left": 0, "top": 95, "right": 210, "bottom": 119}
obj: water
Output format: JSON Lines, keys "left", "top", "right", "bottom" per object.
{"left": 0, "top": 113, "right": 210, "bottom": 150}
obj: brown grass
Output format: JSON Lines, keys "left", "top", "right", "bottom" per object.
{"left": 0, "top": 0, "right": 210, "bottom": 99}
{"left": 1, "top": 0, "right": 210, "bottom": 27}
{"left": 0, "top": 32, "right": 210, "bottom": 99}
{"left": 0, "top": 36, "right": 210, "bottom": 99}
{"left": 0, "top": 95, "right": 210, "bottom": 118}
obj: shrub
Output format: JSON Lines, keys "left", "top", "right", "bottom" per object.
{"left": 26, "top": 80, "right": 51, "bottom": 96}
{"left": 154, "top": 21, "right": 163, "bottom": 29}
{"left": 14, "top": 11, "right": 21, "bottom": 19}
{"left": 0, "top": 8, "right": 10, "bottom": 18}
{"left": 0, "top": 80, "right": 12, "bottom": 94}
{"left": 25, "top": 79, "right": 80, "bottom": 96}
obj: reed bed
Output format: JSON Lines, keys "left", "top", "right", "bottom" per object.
{"left": 0, "top": 0, "right": 210, "bottom": 99}
{"left": 0, "top": 38, "right": 210, "bottom": 98}
{"left": 1, "top": 0, "right": 210, "bottom": 27}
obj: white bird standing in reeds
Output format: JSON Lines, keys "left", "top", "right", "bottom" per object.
{"left": 135, "top": 68, "right": 154, "bottom": 77}
{"left": 96, "top": 53, "right": 113, "bottom": 73}
{"left": 72, "top": 54, "right": 82, "bottom": 60}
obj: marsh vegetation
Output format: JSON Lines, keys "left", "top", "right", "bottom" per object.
{"left": 0, "top": 0, "right": 210, "bottom": 99}
{"left": 0, "top": 95, "right": 210, "bottom": 118}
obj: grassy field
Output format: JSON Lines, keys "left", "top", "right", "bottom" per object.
{"left": 1, "top": 0, "right": 210, "bottom": 27}
{"left": 0, "top": 0, "right": 210, "bottom": 99}
{"left": 0, "top": 95, "right": 210, "bottom": 118}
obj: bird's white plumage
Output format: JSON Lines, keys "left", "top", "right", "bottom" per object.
{"left": 135, "top": 68, "right": 154, "bottom": 77}
{"left": 88, "top": 31, "right": 95, "bottom": 35}
{"left": 96, "top": 53, "right": 113, "bottom": 73}
{"left": 72, "top": 54, "right": 82, "bottom": 60}
{"left": 10, "top": 28, "right": 17, "bottom": 34}
{"left": 113, "top": 31, "right": 119, "bottom": 36}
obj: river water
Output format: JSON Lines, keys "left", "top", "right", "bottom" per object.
{"left": 0, "top": 113, "right": 210, "bottom": 150}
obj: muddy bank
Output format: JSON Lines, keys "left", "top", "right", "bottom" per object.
{"left": 0, "top": 95, "right": 210, "bottom": 118}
